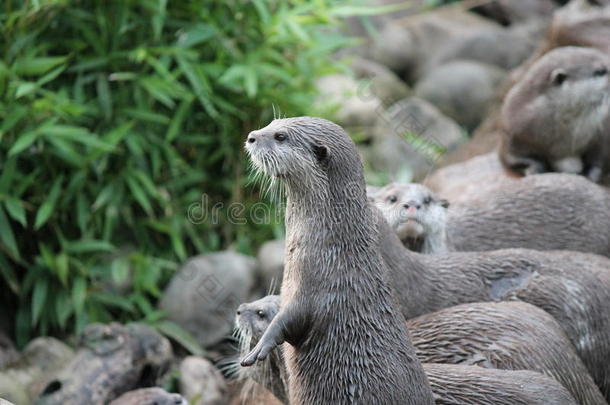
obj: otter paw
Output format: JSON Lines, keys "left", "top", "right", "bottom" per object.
{"left": 240, "top": 341, "right": 276, "bottom": 367}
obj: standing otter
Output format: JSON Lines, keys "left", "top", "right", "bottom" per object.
{"left": 500, "top": 46, "right": 610, "bottom": 181}
{"left": 241, "top": 117, "right": 435, "bottom": 404}
{"left": 236, "top": 296, "right": 604, "bottom": 405}
{"left": 369, "top": 183, "right": 450, "bottom": 253}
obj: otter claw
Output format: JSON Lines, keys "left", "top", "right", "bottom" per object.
{"left": 240, "top": 341, "right": 276, "bottom": 367}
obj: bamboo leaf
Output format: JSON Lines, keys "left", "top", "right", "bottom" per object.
{"left": 8, "top": 130, "right": 39, "bottom": 156}
{"left": 65, "top": 239, "right": 115, "bottom": 253}
{"left": 4, "top": 197, "right": 26, "bottom": 227}
{"left": 34, "top": 175, "right": 64, "bottom": 230}
{"left": 72, "top": 277, "right": 87, "bottom": 315}
{"left": 31, "top": 277, "right": 49, "bottom": 325}
{"left": 0, "top": 206, "right": 21, "bottom": 261}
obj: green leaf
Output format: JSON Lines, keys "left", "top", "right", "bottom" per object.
{"left": 55, "top": 290, "right": 73, "bottom": 329}
{"left": 125, "top": 174, "right": 153, "bottom": 215}
{"left": 166, "top": 97, "right": 193, "bottom": 142}
{"left": 56, "top": 252, "right": 69, "bottom": 286}
{"left": 64, "top": 239, "right": 115, "bottom": 254}
{"left": 72, "top": 277, "right": 87, "bottom": 315}
{"left": 155, "top": 320, "right": 205, "bottom": 356}
{"left": 176, "top": 24, "right": 216, "bottom": 48}
{"left": 8, "top": 129, "right": 39, "bottom": 156}
{"left": 97, "top": 73, "right": 112, "bottom": 120}
{"left": 0, "top": 253, "right": 20, "bottom": 293}
{"left": 0, "top": 206, "right": 21, "bottom": 261}
{"left": 5, "top": 197, "right": 26, "bottom": 227}
{"left": 34, "top": 175, "right": 64, "bottom": 230}
{"left": 31, "top": 277, "right": 49, "bottom": 325}
{"left": 14, "top": 56, "right": 68, "bottom": 76}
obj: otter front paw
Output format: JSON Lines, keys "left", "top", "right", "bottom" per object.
{"left": 240, "top": 340, "right": 277, "bottom": 367}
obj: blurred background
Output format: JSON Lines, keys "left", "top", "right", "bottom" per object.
{"left": 1, "top": 0, "right": 567, "bottom": 403}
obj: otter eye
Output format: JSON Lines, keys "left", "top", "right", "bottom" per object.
{"left": 274, "top": 132, "right": 287, "bottom": 142}
{"left": 256, "top": 310, "right": 265, "bottom": 318}
{"left": 594, "top": 68, "right": 608, "bottom": 77}
{"left": 388, "top": 195, "right": 397, "bottom": 203}
{"left": 423, "top": 196, "right": 431, "bottom": 205}
{"left": 551, "top": 69, "right": 568, "bottom": 86}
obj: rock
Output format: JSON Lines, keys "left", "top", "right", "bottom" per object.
{"left": 160, "top": 251, "right": 257, "bottom": 347}
{"left": 255, "top": 239, "right": 285, "bottom": 294}
{"left": 414, "top": 61, "right": 506, "bottom": 131}
{"left": 179, "top": 356, "right": 227, "bottom": 405}
{"left": 474, "top": 0, "right": 557, "bottom": 25}
{"left": 108, "top": 388, "right": 186, "bottom": 405}
{"left": 35, "top": 323, "right": 172, "bottom": 405}
{"left": 432, "top": 28, "right": 537, "bottom": 71}
{"left": 369, "top": 9, "right": 495, "bottom": 82}
{"left": 314, "top": 74, "right": 383, "bottom": 138}
{"left": 350, "top": 58, "right": 411, "bottom": 107}
{"left": 369, "top": 98, "right": 465, "bottom": 181}
{"left": 0, "top": 399, "right": 16, "bottom": 405}
{"left": 0, "top": 337, "right": 74, "bottom": 404}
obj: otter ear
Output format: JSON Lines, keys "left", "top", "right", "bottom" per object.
{"left": 550, "top": 68, "right": 568, "bottom": 86}
{"left": 313, "top": 145, "right": 328, "bottom": 162}
{"left": 439, "top": 199, "right": 450, "bottom": 209}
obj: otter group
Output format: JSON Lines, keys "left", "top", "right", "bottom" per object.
{"left": 236, "top": 2, "right": 610, "bottom": 404}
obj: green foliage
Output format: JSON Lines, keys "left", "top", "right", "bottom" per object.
{"left": 0, "top": 0, "right": 352, "bottom": 346}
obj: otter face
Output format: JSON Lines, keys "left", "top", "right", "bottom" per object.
{"left": 245, "top": 118, "right": 330, "bottom": 181}
{"left": 235, "top": 295, "right": 280, "bottom": 345}
{"left": 369, "top": 183, "right": 449, "bottom": 242}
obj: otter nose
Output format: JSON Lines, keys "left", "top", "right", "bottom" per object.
{"left": 404, "top": 201, "right": 421, "bottom": 212}
{"left": 236, "top": 304, "right": 245, "bottom": 316}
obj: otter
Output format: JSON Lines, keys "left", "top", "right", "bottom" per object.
{"left": 444, "top": 173, "right": 610, "bottom": 255}
{"left": 371, "top": 175, "right": 610, "bottom": 256}
{"left": 500, "top": 46, "right": 610, "bottom": 182}
{"left": 236, "top": 296, "right": 604, "bottom": 405}
{"left": 369, "top": 182, "right": 450, "bottom": 253}
{"left": 241, "top": 117, "right": 435, "bottom": 404}
{"left": 107, "top": 388, "right": 186, "bottom": 405}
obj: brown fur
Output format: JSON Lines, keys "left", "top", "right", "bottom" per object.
{"left": 236, "top": 298, "right": 588, "bottom": 404}
{"left": 500, "top": 46, "right": 610, "bottom": 181}
{"left": 242, "top": 117, "right": 435, "bottom": 404}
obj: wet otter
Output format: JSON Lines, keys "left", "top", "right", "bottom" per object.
{"left": 445, "top": 173, "right": 610, "bottom": 255}
{"left": 242, "top": 117, "right": 435, "bottom": 404}
{"left": 376, "top": 210, "right": 610, "bottom": 399}
{"left": 500, "top": 46, "right": 610, "bottom": 181}
{"left": 374, "top": 175, "right": 610, "bottom": 256}
{"left": 237, "top": 296, "right": 604, "bottom": 405}
{"left": 369, "top": 182, "right": 450, "bottom": 253}
{"left": 107, "top": 388, "right": 186, "bottom": 405}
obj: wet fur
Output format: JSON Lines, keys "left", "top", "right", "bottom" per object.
{"left": 500, "top": 46, "right": 610, "bottom": 181}
{"left": 369, "top": 183, "right": 450, "bottom": 253}
{"left": 237, "top": 297, "right": 588, "bottom": 405}
{"left": 243, "top": 117, "right": 434, "bottom": 405}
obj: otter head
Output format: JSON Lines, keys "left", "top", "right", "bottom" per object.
{"left": 245, "top": 117, "right": 365, "bottom": 200}
{"left": 503, "top": 46, "right": 610, "bottom": 144}
{"left": 369, "top": 183, "right": 449, "bottom": 250}
{"left": 235, "top": 295, "right": 280, "bottom": 348}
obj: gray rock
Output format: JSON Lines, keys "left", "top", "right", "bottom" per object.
{"left": 370, "top": 98, "right": 465, "bottom": 181}
{"left": 432, "top": 28, "right": 537, "bottom": 71}
{"left": 315, "top": 74, "right": 383, "bottom": 136}
{"left": 160, "top": 251, "right": 256, "bottom": 347}
{"left": 0, "top": 337, "right": 74, "bottom": 404}
{"left": 34, "top": 323, "right": 172, "bottom": 405}
{"left": 415, "top": 61, "right": 506, "bottom": 131}
{"left": 369, "top": 9, "right": 495, "bottom": 82}
{"left": 179, "top": 356, "right": 227, "bottom": 405}
{"left": 108, "top": 388, "right": 186, "bottom": 405}
{"left": 256, "top": 239, "right": 285, "bottom": 295}
{"left": 351, "top": 58, "right": 411, "bottom": 107}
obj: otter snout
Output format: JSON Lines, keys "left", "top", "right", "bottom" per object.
{"left": 404, "top": 200, "right": 421, "bottom": 214}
